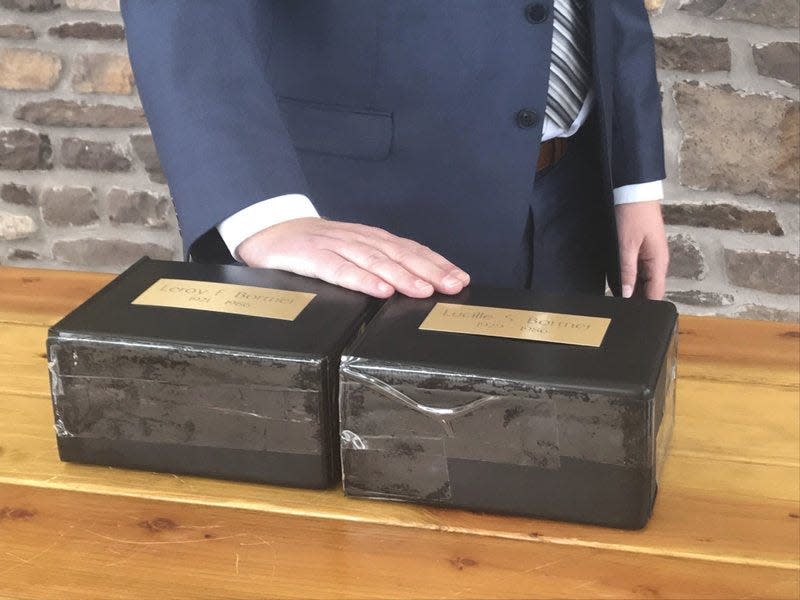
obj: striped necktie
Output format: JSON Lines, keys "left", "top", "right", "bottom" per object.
{"left": 545, "top": 0, "right": 591, "bottom": 130}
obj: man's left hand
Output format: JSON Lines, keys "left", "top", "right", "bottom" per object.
{"left": 615, "top": 201, "right": 669, "bottom": 300}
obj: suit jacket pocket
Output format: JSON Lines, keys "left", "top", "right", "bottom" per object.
{"left": 277, "top": 97, "right": 393, "bottom": 161}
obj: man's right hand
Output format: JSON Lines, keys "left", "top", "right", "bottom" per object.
{"left": 236, "top": 217, "right": 470, "bottom": 299}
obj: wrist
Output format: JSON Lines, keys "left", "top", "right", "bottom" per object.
{"left": 615, "top": 199, "right": 661, "bottom": 211}
{"left": 217, "top": 194, "right": 319, "bottom": 262}
{"left": 236, "top": 216, "right": 321, "bottom": 265}
{"left": 613, "top": 180, "right": 664, "bottom": 205}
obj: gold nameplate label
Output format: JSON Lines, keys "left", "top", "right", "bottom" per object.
{"left": 419, "top": 302, "right": 611, "bottom": 347}
{"left": 131, "top": 278, "right": 315, "bottom": 321}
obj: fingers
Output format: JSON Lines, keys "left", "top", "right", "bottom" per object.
{"left": 324, "top": 223, "right": 470, "bottom": 294}
{"left": 372, "top": 238, "right": 469, "bottom": 294}
{"left": 643, "top": 274, "right": 666, "bottom": 301}
{"left": 386, "top": 246, "right": 466, "bottom": 294}
{"left": 258, "top": 246, "right": 395, "bottom": 298}
{"left": 618, "top": 242, "right": 639, "bottom": 299}
{"left": 641, "top": 243, "right": 669, "bottom": 301}
{"left": 620, "top": 237, "right": 669, "bottom": 301}
{"left": 312, "top": 250, "right": 396, "bottom": 298}
{"left": 236, "top": 217, "right": 471, "bottom": 299}
{"left": 330, "top": 241, "right": 437, "bottom": 298}
{"left": 614, "top": 201, "right": 669, "bottom": 301}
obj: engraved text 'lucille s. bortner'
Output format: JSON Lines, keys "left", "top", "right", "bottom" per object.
{"left": 419, "top": 302, "right": 611, "bottom": 347}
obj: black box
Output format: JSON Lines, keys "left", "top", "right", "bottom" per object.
{"left": 339, "top": 288, "right": 678, "bottom": 528}
{"left": 47, "top": 257, "right": 376, "bottom": 488}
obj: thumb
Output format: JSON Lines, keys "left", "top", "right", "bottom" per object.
{"left": 619, "top": 243, "right": 639, "bottom": 299}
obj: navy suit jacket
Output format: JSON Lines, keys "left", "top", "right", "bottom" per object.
{"left": 121, "top": 1, "right": 665, "bottom": 292}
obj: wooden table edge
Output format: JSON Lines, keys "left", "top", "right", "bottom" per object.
{"left": 3, "top": 476, "right": 797, "bottom": 572}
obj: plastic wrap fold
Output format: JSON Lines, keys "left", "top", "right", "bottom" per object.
{"left": 49, "top": 335, "right": 326, "bottom": 456}
{"left": 339, "top": 328, "right": 678, "bottom": 504}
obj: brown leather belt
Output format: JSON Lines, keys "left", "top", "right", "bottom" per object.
{"left": 536, "top": 137, "right": 568, "bottom": 173}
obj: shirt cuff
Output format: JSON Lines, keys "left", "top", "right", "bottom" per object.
{"left": 217, "top": 194, "right": 320, "bottom": 262}
{"left": 612, "top": 180, "right": 664, "bottom": 205}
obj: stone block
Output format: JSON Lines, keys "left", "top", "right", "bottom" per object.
{"left": 107, "top": 188, "right": 171, "bottom": 227}
{"left": 753, "top": 42, "right": 799, "bottom": 88}
{"left": 668, "top": 234, "right": 705, "bottom": 280}
{"left": 662, "top": 203, "right": 783, "bottom": 235}
{"left": 41, "top": 186, "right": 99, "bottom": 226}
{"left": 49, "top": 22, "right": 125, "bottom": 40}
{"left": 738, "top": 304, "right": 800, "bottom": 323}
{"left": 724, "top": 249, "right": 800, "bottom": 295}
{"left": 52, "top": 238, "right": 173, "bottom": 269}
{"left": 655, "top": 35, "right": 730, "bottom": 73}
{"left": 0, "top": 0, "right": 59, "bottom": 11}
{"left": 14, "top": 99, "right": 146, "bottom": 128}
{"left": 64, "top": 0, "right": 119, "bottom": 10}
{"left": 0, "top": 211, "right": 38, "bottom": 240}
{"left": 61, "top": 138, "right": 131, "bottom": 171}
{"left": 678, "top": 0, "right": 799, "bottom": 29}
{"left": 0, "top": 24, "right": 36, "bottom": 39}
{"left": 130, "top": 134, "right": 166, "bottom": 183}
{"left": 72, "top": 53, "right": 134, "bottom": 95}
{"left": 665, "top": 290, "right": 735, "bottom": 307}
{"left": 7, "top": 248, "right": 41, "bottom": 261}
{"left": 0, "top": 49, "right": 61, "bottom": 91}
{"left": 0, "top": 129, "right": 52, "bottom": 170}
{"left": 1, "top": 183, "right": 36, "bottom": 206}
{"left": 674, "top": 81, "right": 799, "bottom": 203}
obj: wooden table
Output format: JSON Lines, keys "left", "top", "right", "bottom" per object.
{"left": 0, "top": 265, "right": 798, "bottom": 600}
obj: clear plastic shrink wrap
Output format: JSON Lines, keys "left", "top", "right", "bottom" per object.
{"left": 48, "top": 257, "right": 377, "bottom": 488}
{"left": 339, "top": 289, "right": 677, "bottom": 529}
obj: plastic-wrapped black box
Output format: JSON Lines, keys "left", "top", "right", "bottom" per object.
{"left": 47, "top": 257, "right": 375, "bottom": 488}
{"left": 339, "top": 288, "right": 678, "bottom": 528}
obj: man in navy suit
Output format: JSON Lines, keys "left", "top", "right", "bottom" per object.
{"left": 121, "top": 1, "right": 668, "bottom": 300}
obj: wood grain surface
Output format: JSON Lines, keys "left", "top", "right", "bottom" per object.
{"left": 2, "top": 483, "right": 797, "bottom": 600}
{"left": 0, "top": 265, "right": 798, "bottom": 599}
{"left": 0, "top": 266, "right": 113, "bottom": 327}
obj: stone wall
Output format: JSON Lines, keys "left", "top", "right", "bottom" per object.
{"left": 0, "top": 0, "right": 177, "bottom": 271}
{"left": 649, "top": 0, "right": 799, "bottom": 322}
{"left": 1, "top": 0, "right": 798, "bottom": 321}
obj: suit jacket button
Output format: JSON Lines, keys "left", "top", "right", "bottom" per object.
{"left": 516, "top": 109, "right": 539, "bottom": 128}
{"left": 525, "top": 3, "right": 549, "bottom": 24}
